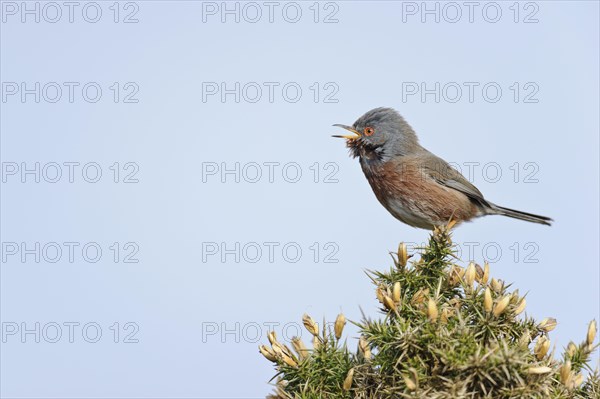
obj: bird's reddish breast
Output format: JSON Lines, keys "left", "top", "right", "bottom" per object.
{"left": 362, "top": 157, "right": 479, "bottom": 225}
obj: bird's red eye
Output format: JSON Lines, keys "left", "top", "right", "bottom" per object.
{"left": 364, "top": 127, "right": 375, "bottom": 136}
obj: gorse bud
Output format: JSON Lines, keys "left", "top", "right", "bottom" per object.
{"left": 519, "top": 330, "right": 531, "bottom": 348}
{"left": 448, "top": 265, "right": 464, "bottom": 286}
{"left": 513, "top": 298, "right": 526, "bottom": 316}
{"left": 560, "top": 360, "right": 572, "bottom": 385}
{"left": 259, "top": 345, "right": 277, "bottom": 362}
{"left": 376, "top": 286, "right": 385, "bottom": 303}
{"left": 448, "top": 297, "right": 461, "bottom": 309}
{"left": 539, "top": 317, "right": 557, "bottom": 332}
{"left": 343, "top": 368, "right": 354, "bottom": 391}
{"left": 271, "top": 342, "right": 283, "bottom": 357}
{"left": 534, "top": 336, "right": 550, "bottom": 360}
{"left": 281, "top": 353, "right": 298, "bottom": 368}
{"left": 268, "top": 331, "right": 278, "bottom": 346}
{"left": 358, "top": 336, "right": 371, "bottom": 360}
{"left": 397, "top": 243, "right": 408, "bottom": 268}
{"left": 587, "top": 320, "right": 597, "bottom": 346}
{"left": 464, "top": 262, "right": 476, "bottom": 287}
{"left": 427, "top": 298, "right": 438, "bottom": 322}
{"left": 383, "top": 295, "right": 397, "bottom": 312}
{"left": 271, "top": 342, "right": 299, "bottom": 369}
{"left": 392, "top": 282, "right": 401, "bottom": 303}
{"left": 411, "top": 288, "right": 429, "bottom": 305}
{"left": 481, "top": 261, "right": 490, "bottom": 285}
{"left": 474, "top": 263, "right": 484, "bottom": 283}
{"left": 440, "top": 307, "right": 450, "bottom": 324}
{"left": 403, "top": 374, "right": 417, "bottom": 391}
{"left": 573, "top": 373, "right": 584, "bottom": 387}
{"left": 527, "top": 366, "right": 553, "bottom": 374}
{"left": 334, "top": 313, "right": 346, "bottom": 340}
{"left": 312, "top": 335, "right": 320, "bottom": 351}
{"left": 484, "top": 287, "right": 493, "bottom": 313}
{"left": 491, "top": 278, "right": 503, "bottom": 293}
{"left": 566, "top": 342, "right": 577, "bottom": 358}
{"left": 492, "top": 295, "right": 511, "bottom": 317}
{"left": 291, "top": 337, "right": 309, "bottom": 360}
{"left": 277, "top": 379, "right": 288, "bottom": 388}
{"left": 302, "top": 314, "right": 319, "bottom": 337}
{"left": 272, "top": 341, "right": 295, "bottom": 361}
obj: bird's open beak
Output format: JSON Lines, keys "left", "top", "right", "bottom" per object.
{"left": 332, "top": 124, "right": 361, "bottom": 140}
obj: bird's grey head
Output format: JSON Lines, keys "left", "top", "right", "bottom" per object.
{"left": 333, "top": 107, "right": 421, "bottom": 161}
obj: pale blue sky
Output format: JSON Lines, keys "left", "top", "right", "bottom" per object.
{"left": 1, "top": 1, "right": 599, "bottom": 397}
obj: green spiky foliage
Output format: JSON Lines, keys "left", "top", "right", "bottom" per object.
{"left": 261, "top": 225, "right": 599, "bottom": 399}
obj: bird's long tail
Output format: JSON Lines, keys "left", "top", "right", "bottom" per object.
{"left": 489, "top": 204, "right": 553, "bottom": 226}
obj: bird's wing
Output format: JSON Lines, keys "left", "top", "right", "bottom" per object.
{"left": 419, "top": 152, "right": 491, "bottom": 208}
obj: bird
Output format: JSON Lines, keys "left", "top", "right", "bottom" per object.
{"left": 333, "top": 107, "right": 552, "bottom": 230}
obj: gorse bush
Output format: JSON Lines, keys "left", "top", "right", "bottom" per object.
{"left": 260, "top": 224, "right": 599, "bottom": 398}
